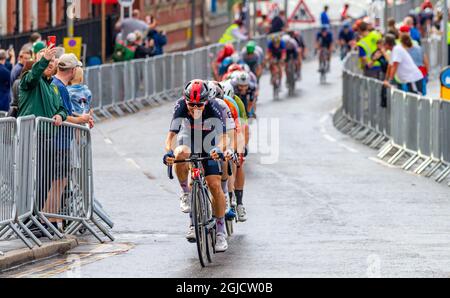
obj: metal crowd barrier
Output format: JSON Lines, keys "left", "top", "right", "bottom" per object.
{"left": 335, "top": 52, "right": 450, "bottom": 185}
{"left": 0, "top": 111, "right": 7, "bottom": 118}
{"left": 0, "top": 116, "right": 113, "bottom": 250}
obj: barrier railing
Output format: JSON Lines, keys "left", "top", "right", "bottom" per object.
{"left": 0, "top": 117, "right": 113, "bottom": 250}
{"left": 335, "top": 52, "right": 450, "bottom": 185}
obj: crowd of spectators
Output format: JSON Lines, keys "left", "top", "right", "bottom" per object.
{"left": 112, "top": 9, "right": 167, "bottom": 62}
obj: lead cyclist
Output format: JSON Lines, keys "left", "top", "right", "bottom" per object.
{"left": 163, "top": 79, "right": 233, "bottom": 252}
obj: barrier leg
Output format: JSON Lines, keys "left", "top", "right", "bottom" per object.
{"left": 18, "top": 220, "right": 42, "bottom": 247}
{"left": 354, "top": 127, "right": 371, "bottom": 140}
{"left": 348, "top": 125, "right": 364, "bottom": 137}
{"left": 426, "top": 162, "right": 443, "bottom": 177}
{"left": 65, "top": 221, "right": 83, "bottom": 235}
{"left": 387, "top": 149, "right": 406, "bottom": 165}
{"left": 436, "top": 166, "right": 450, "bottom": 183}
{"left": 81, "top": 220, "right": 104, "bottom": 243}
{"left": 402, "top": 154, "right": 420, "bottom": 171}
{"left": 37, "top": 214, "right": 64, "bottom": 239}
{"left": 112, "top": 105, "right": 126, "bottom": 117}
{"left": 91, "top": 217, "right": 115, "bottom": 242}
{"left": 0, "top": 224, "right": 10, "bottom": 238}
{"left": 94, "top": 201, "right": 114, "bottom": 229}
{"left": 415, "top": 158, "right": 433, "bottom": 175}
{"left": 8, "top": 222, "right": 34, "bottom": 249}
{"left": 29, "top": 215, "right": 54, "bottom": 240}
{"left": 370, "top": 135, "right": 386, "bottom": 149}
{"left": 362, "top": 131, "right": 379, "bottom": 145}
{"left": 100, "top": 108, "right": 113, "bottom": 119}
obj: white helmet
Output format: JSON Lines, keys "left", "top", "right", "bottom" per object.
{"left": 234, "top": 71, "right": 250, "bottom": 86}
{"left": 221, "top": 80, "right": 235, "bottom": 98}
{"left": 231, "top": 53, "right": 240, "bottom": 63}
{"left": 241, "top": 63, "right": 251, "bottom": 74}
{"left": 207, "top": 80, "right": 218, "bottom": 100}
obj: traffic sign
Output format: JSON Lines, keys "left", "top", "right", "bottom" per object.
{"left": 440, "top": 67, "right": 450, "bottom": 100}
{"left": 288, "top": 0, "right": 315, "bottom": 24}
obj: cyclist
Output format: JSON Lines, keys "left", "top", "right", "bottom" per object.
{"left": 288, "top": 30, "right": 305, "bottom": 79}
{"left": 218, "top": 56, "right": 234, "bottom": 78}
{"left": 163, "top": 79, "right": 231, "bottom": 252}
{"left": 212, "top": 43, "right": 235, "bottom": 81}
{"left": 231, "top": 71, "right": 257, "bottom": 118}
{"left": 266, "top": 35, "right": 286, "bottom": 89}
{"left": 221, "top": 81, "right": 248, "bottom": 221}
{"left": 281, "top": 33, "right": 301, "bottom": 80}
{"left": 338, "top": 21, "right": 355, "bottom": 60}
{"left": 240, "top": 40, "right": 264, "bottom": 80}
{"left": 221, "top": 63, "right": 243, "bottom": 81}
{"left": 315, "top": 25, "right": 334, "bottom": 73}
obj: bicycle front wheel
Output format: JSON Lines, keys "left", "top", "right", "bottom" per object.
{"left": 192, "top": 182, "right": 208, "bottom": 267}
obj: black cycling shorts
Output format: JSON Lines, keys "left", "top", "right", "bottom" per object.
{"left": 202, "top": 159, "right": 221, "bottom": 176}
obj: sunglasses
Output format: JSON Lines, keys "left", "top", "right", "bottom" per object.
{"left": 187, "top": 102, "right": 206, "bottom": 108}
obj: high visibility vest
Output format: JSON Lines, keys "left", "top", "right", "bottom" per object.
{"left": 447, "top": 23, "right": 450, "bottom": 45}
{"left": 219, "top": 24, "right": 239, "bottom": 44}
{"left": 357, "top": 31, "right": 382, "bottom": 69}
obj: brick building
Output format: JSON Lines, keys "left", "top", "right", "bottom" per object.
{"left": 0, "top": 0, "right": 230, "bottom": 53}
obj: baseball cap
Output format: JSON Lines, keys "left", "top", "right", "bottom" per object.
{"left": 399, "top": 25, "right": 411, "bottom": 33}
{"left": 58, "top": 53, "right": 82, "bottom": 69}
{"left": 32, "top": 41, "right": 46, "bottom": 54}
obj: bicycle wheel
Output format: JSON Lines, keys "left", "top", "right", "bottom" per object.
{"left": 192, "top": 182, "right": 208, "bottom": 267}
{"left": 287, "top": 62, "right": 296, "bottom": 96}
{"left": 203, "top": 188, "right": 215, "bottom": 263}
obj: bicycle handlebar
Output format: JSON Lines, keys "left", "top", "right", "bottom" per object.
{"left": 167, "top": 156, "right": 231, "bottom": 180}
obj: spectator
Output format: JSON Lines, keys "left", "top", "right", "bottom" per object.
{"left": 383, "top": 34, "right": 424, "bottom": 95}
{"left": 23, "top": 32, "right": 42, "bottom": 52}
{"left": 10, "top": 47, "right": 32, "bottom": 85}
{"left": 146, "top": 17, "right": 168, "bottom": 56}
{"left": 112, "top": 33, "right": 137, "bottom": 62}
{"left": 404, "top": 16, "right": 421, "bottom": 45}
{"left": 8, "top": 60, "right": 34, "bottom": 117}
{"left": 134, "top": 31, "right": 155, "bottom": 59}
{"left": 52, "top": 53, "right": 90, "bottom": 126}
{"left": 341, "top": 3, "right": 350, "bottom": 22}
{"left": 18, "top": 46, "right": 67, "bottom": 121}
{"left": 320, "top": 6, "right": 330, "bottom": 26}
{"left": 116, "top": 9, "right": 151, "bottom": 42}
{"left": 402, "top": 34, "right": 429, "bottom": 95}
{"left": 219, "top": 20, "right": 248, "bottom": 43}
{"left": 357, "top": 22, "right": 383, "bottom": 79}
{"left": 68, "top": 67, "right": 93, "bottom": 118}
{"left": 0, "top": 50, "right": 12, "bottom": 112}
{"left": 270, "top": 10, "right": 286, "bottom": 34}
{"left": 256, "top": 15, "right": 270, "bottom": 36}
{"left": 371, "top": 39, "right": 389, "bottom": 80}
{"left": 387, "top": 18, "right": 399, "bottom": 39}
{"left": 32, "top": 41, "right": 46, "bottom": 60}
{"left": 421, "top": 0, "right": 433, "bottom": 11}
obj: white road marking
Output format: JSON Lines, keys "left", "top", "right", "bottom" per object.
{"left": 126, "top": 158, "right": 141, "bottom": 170}
{"left": 319, "top": 115, "right": 328, "bottom": 124}
{"left": 323, "top": 134, "right": 337, "bottom": 142}
{"left": 104, "top": 138, "right": 113, "bottom": 145}
{"left": 339, "top": 143, "right": 359, "bottom": 153}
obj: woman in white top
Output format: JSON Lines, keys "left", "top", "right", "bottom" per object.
{"left": 383, "top": 34, "right": 424, "bottom": 95}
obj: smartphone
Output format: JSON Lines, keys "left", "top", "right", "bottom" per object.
{"left": 48, "top": 36, "right": 56, "bottom": 48}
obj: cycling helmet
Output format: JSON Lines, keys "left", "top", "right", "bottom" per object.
{"left": 207, "top": 80, "right": 218, "bottom": 100}
{"left": 228, "top": 63, "right": 243, "bottom": 73}
{"left": 246, "top": 40, "right": 256, "bottom": 54}
{"left": 215, "top": 82, "right": 225, "bottom": 99}
{"left": 222, "top": 56, "right": 233, "bottom": 69}
{"left": 241, "top": 63, "right": 251, "bottom": 74}
{"left": 231, "top": 53, "right": 240, "bottom": 63}
{"left": 235, "top": 71, "right": 250, "bottom": 86}
{"left": 223, "top": 43, "right": 235, "bottom": 57}
{"left": 184, "top": 79, "right": 209, "bottom": 103}
{"left": 221, "top": 80, "right": 235, "bottom": 98}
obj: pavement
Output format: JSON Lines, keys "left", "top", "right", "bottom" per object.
{"left": 1, "top": 56, "right": 450, "bottom": 278}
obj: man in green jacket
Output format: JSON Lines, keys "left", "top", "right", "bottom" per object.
{"left": 18, "top": 46, "right": 67, "bottom": 124}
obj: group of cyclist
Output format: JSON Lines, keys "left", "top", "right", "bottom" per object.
{"left": 161, "top": 20, "right": 358, "bottom": 254}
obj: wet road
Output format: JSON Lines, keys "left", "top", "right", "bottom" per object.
{"left": 5, "top": 57, "right": 450, "bottom": 278}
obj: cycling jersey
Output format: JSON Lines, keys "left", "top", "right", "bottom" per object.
{"left": 170, "top": 98, "right": 226, "bottom": 154}
{"left": 211, "top": 98, "right": 236, "bottom": 131}
{"left": 240, "top": 46, "right": 264, "bottom": 74}
{"left": 339, "top": 29, "right": 355, "bottom": 43}
{"left": 284, "top": 36, "right": 299, "bottom": 61}
{"left": 316, "top": 31, "right": 334, "bottom": 48}
{"left": 232, "top": 83, "right": 256, "bottom": 114}
{"left": 267, "top": 40, "right": 286, "bottom": 60}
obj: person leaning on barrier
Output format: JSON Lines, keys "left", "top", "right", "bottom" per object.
{"left": 18, "top": 46, "right": 67, "bottom": 123}
{"left": 357, "top": 21, "right": 383, "bottom": 79}
{"left": 383, "top": 34, "right": 424, "bottom": 95}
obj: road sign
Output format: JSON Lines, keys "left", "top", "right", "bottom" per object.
{"left": 118, "top": 0, "right": 134, "bottom": 7}
{"left": 64, "top": 37, "right": 82, "bottom": 60}
{"left": 440, "top": 67, "right": 450, "bottom": 100}
{"left": 288, "top": 0, "right": 315, "bottom": 24}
